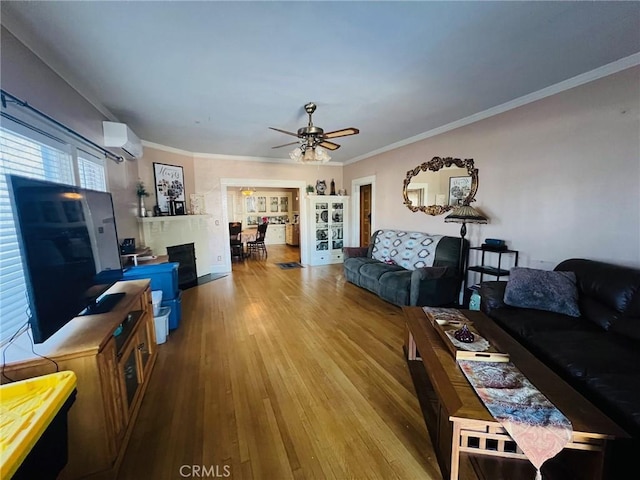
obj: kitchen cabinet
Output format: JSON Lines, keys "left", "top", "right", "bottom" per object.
{"left": 265, "top": 224, "right": 286, "bottom": 245}
{"left": 286, "top": 223, "right": 300, "bottom": 246}
{"left": 242, "top": 191, "right": 292, "bottom": 227}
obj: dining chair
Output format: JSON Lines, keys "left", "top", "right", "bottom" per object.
{"left": 247, "top": 222, "right": 268, "bottom": 258}
{"left": 229, "top": 222, "right": 243, "bottom": 261}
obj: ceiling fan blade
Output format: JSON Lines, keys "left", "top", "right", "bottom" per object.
{"left": 269, "top": 127, "right": 299, "bottom": 137}
{"left": 323, "top": 127, "right": 359, "bottom": 139}
{"left": 319, "top": 141, "right": 341, "bottom": 151}
{"left": 272, "top": 141, "right": 299, "bottom": 149}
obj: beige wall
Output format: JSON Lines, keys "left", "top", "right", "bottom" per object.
{"left": 136, "top": 150, "right": 342, "bottom": 271}
{"left": 136, "top": 147, "right": 196, "bottom": 218}
{"left": 4, "top": 25, "right": 638, "bottom": 272}
{"left": 345, "top": 66, "right": 640, "bottom": 269}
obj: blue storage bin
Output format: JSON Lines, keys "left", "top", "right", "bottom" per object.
{"left": 162, "top": 290, "right": 183, "bottom": 330}
{"left": 123, "top": 263, "right": 179, "bottom": 300}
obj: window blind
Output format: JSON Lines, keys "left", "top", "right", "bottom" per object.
{"left": 0, "top": 121, "right": 107, "bottom": 344}
{"left": 78, "top": 150, "right": 107, "bottom": 191}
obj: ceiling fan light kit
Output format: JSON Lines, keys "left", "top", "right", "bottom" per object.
{"left": 270, "top": 102, "right": 359, "bottom": 164}
{"left": 289, "top": 145, "right": 332, "bottom": 164}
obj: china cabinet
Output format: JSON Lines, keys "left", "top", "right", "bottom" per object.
{"left": 306, "top": 195, "right": 349, "bottom": 265}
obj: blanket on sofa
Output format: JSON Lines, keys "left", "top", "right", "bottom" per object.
{"left": 371, "top": 230, "right": 443, "bottom": 270}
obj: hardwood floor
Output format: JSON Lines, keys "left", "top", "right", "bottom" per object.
{"left": 118, "top": 245, "right": 443, "bottom": 479}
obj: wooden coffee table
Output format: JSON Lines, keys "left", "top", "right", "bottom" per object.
{"left": 402, "top": 307, "right": 628, "bottom": 480}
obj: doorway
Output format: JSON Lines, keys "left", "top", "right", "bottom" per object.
{"left": 221, "top": 179, "right": 307, "bottom": 272}
{"left": 359, "top": 184, "right": 372, "bottom": 247}
{"left": 350, "top": 175, "right": 376, "bottom": 248}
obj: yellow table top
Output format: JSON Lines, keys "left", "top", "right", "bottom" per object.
{"left": 0, "top": 371, "right": 77, "bottom": 479}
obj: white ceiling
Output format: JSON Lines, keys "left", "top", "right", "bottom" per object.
{"left": 2, "top": 1, "right": 639, "bottom": 164}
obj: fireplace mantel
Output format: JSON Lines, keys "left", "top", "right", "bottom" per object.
{"left": 137, "top": 215, "right": 211, "bottom": 276}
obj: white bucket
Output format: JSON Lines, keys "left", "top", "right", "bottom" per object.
{"left": 151, "top": 290, "right": 163, "bottom": 316}
{"left": 154, "top": 306, "right": 170, "bottom": 345}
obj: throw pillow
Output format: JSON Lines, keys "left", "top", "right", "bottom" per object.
{"left": 503, "top": 267, "right": 581, "bottom": 317}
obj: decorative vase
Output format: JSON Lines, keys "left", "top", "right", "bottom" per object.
{"left": 138, "top": 196, "right": 147, "bottom": 217}
{"left": 330, "top": 178, "right": 336, "bottom": 195}
{"left": 454, "top": 324, "right": 475, "bottom": 343}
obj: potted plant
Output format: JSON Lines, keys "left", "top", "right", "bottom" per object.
{"left": 136, "top": 180, "right": 149, "bottom": 217}
{"left": 306, "top": 184, "right": 315, "bottom": 194}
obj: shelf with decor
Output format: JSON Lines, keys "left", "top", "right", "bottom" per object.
{"left": 465, "top": 245, "right": 518, "bottom": 307}
{"left": 468, "top": 246, "right": 519, "bottom": 282}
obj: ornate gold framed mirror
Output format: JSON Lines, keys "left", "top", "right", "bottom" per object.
{"left": 403, "top": 156, "right": 478, "bottom": 215}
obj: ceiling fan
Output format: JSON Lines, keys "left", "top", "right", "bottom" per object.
{"left": 270, "top": 102, "right": 359, "bottom": 162}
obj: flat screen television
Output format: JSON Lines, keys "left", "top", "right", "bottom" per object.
{"left": 7, "top": 174, "right": 124, "bottom": 344}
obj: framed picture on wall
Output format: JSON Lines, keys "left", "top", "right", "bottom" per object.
{"left": 448, "top": 176, "right": 471, "bottom": 206}
{"left": 270, "top": 197, "right": 279, "bottom": 212}
{"left": 171, "top": 200, "right": 186, "bottom": 216}
{"left": 153, "top": 163, "right": 185, "bottom": 214}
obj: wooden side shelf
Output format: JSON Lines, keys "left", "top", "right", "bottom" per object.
{"left": 1, "top": 280, "right": 157, "bottom": 479}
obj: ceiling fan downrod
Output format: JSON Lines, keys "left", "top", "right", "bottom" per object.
{"left": 299, "top": 102, "right": 324, "bottom": 142}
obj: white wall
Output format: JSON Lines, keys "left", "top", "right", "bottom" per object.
{"left": 345, "top": 66, "right": 640, "bottom": 269}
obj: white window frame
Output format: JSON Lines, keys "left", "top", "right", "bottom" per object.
{"left": 0, "top": 113, "right": 109, "bottom": 346}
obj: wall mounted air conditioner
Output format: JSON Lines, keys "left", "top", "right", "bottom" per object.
{"left": 103, "top": 121, "right": 143, "bottom": 159}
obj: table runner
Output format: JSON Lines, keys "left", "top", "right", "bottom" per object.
{"left": 457, "top": 360, "right": 573, "bottom": 480}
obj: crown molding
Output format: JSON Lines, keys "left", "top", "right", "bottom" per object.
{"left": 5, "top": 9, "right": 637, "bottom": 168}
{"left": 344, "top": 52, "right": 640, "bottom": 165}
{"left": 142, "top": 140, "right": 342, "bottom": 166}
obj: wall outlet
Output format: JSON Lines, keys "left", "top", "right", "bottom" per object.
{"left": 217, "top": 255, "right": 222, "bottom": 261}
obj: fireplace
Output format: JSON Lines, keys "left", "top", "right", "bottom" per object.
{"left": 137, "top": 216, "right": 211, "bottom": 278}
{"left": 167, "top": 243, "right": 198, "bottom": 289}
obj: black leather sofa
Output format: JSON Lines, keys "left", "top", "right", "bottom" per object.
{"left": 480, "top": 258, "right": 640, "bottom": 472}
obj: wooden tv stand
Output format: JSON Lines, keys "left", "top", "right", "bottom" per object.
{"left": 1, "top": 280, "right": 157, "bottom": 479}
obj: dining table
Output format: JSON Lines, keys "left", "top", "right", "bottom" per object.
{"left": 241, "top": 228, "right": 257, "bottom": 257}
